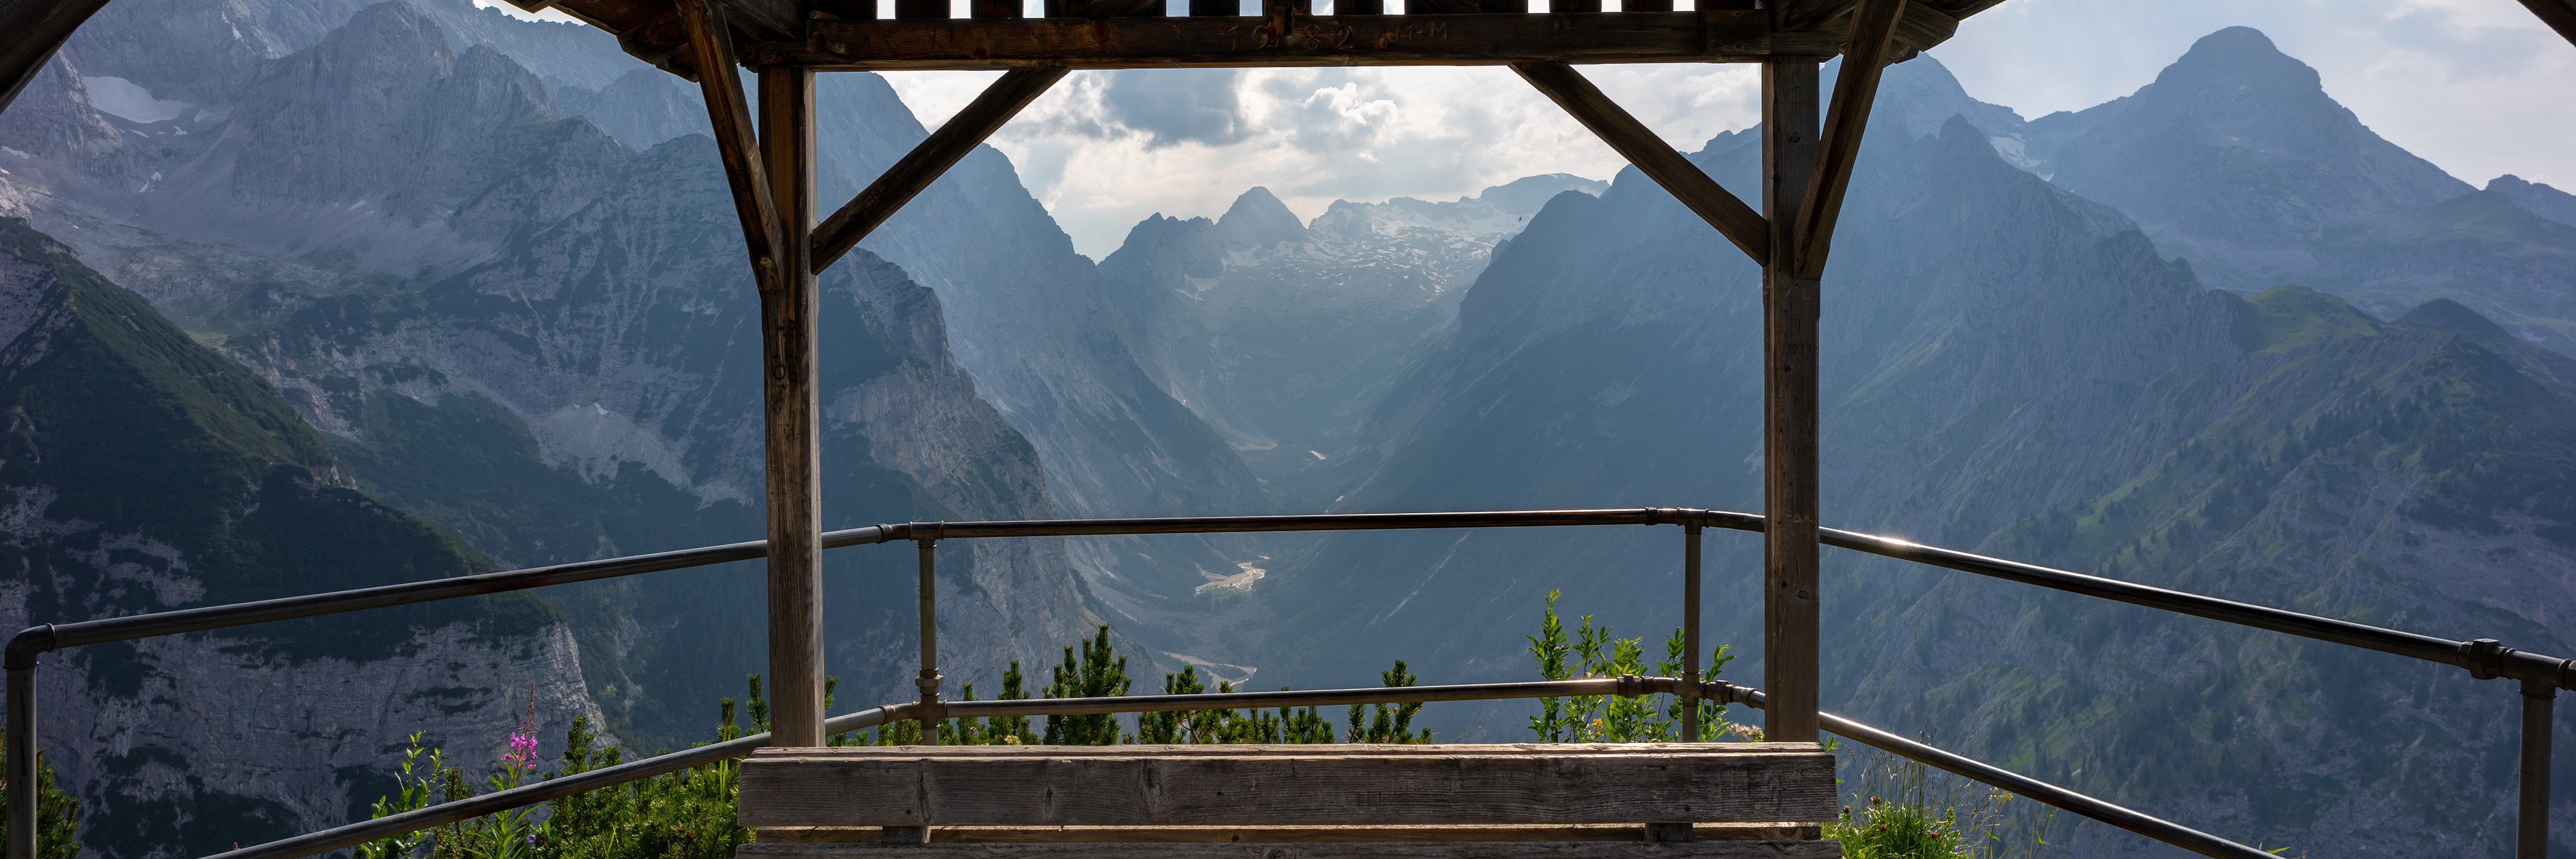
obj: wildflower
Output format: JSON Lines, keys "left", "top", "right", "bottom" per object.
{"left": 504, "top": 732, "right": 539, "bottom": 771}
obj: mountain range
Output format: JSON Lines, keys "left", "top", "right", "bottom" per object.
{"left": 1, "top": 5, "right": 2571, "bottom": 858}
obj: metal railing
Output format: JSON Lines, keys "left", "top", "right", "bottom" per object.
{"left": 6, "top": 507, "right": 2567, "bottom": 859}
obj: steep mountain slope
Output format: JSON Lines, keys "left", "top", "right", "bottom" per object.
{"left": 2027, "top": 27, "right": 2576, "bottom": 357}
{"left": 12, "top": 0, "right": 1267, "bottom": 651}
{"left": 1264, "top": 48, "right": 2573, "bottom": 855}
{"left": 0, "top": 217, "right": 603, "bottom": 859}
{"left": 0, "top": 2, "right": 1105, "bottom": 747}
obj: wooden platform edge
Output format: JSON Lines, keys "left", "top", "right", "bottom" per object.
{"left": 753, "top": 825, "right": 1829, "bottom": 844}
{"left": 738, "top": 841, "right": 1844, "bottom": 858}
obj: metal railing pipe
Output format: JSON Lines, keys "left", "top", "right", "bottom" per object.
{"left": 197, "top": 705, "right": 902, "bottom": 859}
{"left": 895, "top": 509, "right": 1691, "bottom": 540}
{"left": 1711, "top": 683, "right": 2275, "bottom": 859}
{"left": 2521, "top": 678, "right": 2555, "bottom": 859}
{"left": 1813, "top": 526, "right": 2576, "bottom": 687}
{"left": 915, "top": 537, "right": 942, "bottom": 744}
{"left": 7, "top": 663, "right": 35, "bottom": 859}
{"left": 14, "top": 525, "right": 896, "bottom": 656}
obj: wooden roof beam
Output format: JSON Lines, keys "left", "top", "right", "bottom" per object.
{"left": 811, "top": 66, "right": 1070, "bottom": 273}
{"left": 1789, "top": 0, "right": 1902, "bottom": 279}
{"left": 2518, "top": 0, "right": 2576, "bottom": 47}
{"left": 676, "top": 0, "right": 789, "bottom": 292}
{"left": 0, "top": 0, "right": 114, "bottom": 115}
{"left": 1513, "top": 60, "right": 1771, "bottom": 266}
{"left": 755, "top": 11, "right": 1844, "bottom": 71}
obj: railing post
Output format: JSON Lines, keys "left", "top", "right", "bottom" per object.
{"left": 757, "top": 64, "right": 826, "bottom": 749}
{"left": 1681, "top": 523, "right": 1703, "bottom": 742}
{"left": 1760, "top": 53, "right": 1824, "bottom": 745}
{"left": 2522, "top": 677, "right": 2556, "bottom": 859}
{"left": 916, "top": 536, "right": 943, "bottom": 746}
{"left": 6, "top": 661, "right": 35, "bottom": 859}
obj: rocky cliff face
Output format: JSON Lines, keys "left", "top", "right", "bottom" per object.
{"left": 1, "top": 0, "right": 1098, "bottom": 760}
{"left": 0, "top": 216, "right": 606, "bottom": 859}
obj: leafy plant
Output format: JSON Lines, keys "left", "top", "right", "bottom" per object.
{"left": 1525, "top": 590, "right": 1734, "bottom": 742}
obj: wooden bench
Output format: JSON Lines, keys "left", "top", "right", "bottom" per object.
{"left": 736, "top": 743, "right": 1844, "bottom": 858}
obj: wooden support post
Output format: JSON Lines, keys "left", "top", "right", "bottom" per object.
{"left": 675, "top": 0, "right": 786, "bottom": 292}
{"left": 1510, "top": 61, "right": 1770, "bottom": 267}
{"left": 1790, "top": 0, "right": 1902, "bottom": 280}
{"left": 1759, "top": 55, "right": 1821, "bottom": 745}
{"left": 758, "top": 64, "right": 826, "bottom": 749}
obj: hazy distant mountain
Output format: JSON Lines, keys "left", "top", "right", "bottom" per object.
{"left": 1256, "top": 47, "right": 2574, "bottom": 856}
{"left": 1098, "top": 175, "right": 1604, "bottom": 504}
{"left": 0, "top": 217, "right": 601, "bottom": 859}
{"left": 2023, "top": 26, "right": 2576, "bottom": 356}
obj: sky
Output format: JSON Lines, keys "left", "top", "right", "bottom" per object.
{"left": 491, "top": 1, "right": 2576, "bottom": 258}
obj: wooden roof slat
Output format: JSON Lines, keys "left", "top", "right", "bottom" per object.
{"left": 745, "top": 12, "right": 1850, "bottom": 71}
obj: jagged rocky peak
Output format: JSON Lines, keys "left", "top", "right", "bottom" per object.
{"left": 1216, "top": 186, "right": 1309, "bottom": 252}
{"left": 2488, "top": 174, "right": 2576, "bottom": 228}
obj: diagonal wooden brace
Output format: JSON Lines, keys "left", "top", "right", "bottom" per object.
{"left": 812, "top": 66, "right": 1072, "bottom": 274}
{"left": 1788, "top": 0, "right": 1904, "bottom": 280}
{"left": 1511, "top": 61, "right": 1772, "bottom": 267}
{"left": 676, "top": 0, "right": 788, "bottom": 293}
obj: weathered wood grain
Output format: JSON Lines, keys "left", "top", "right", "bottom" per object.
{"left": 748, "top": 12, "right": 1847, "bottom": 71}
{"left": 1758, "top": 57, "right": 1821, "bottom": 745}
{"left": 1789, "top": 0, "right": 1900, "bottom": 279}
{"left": 739, "top": 842, "right": 1844, "bottom": 858}
{"left": 738, "top": 746, "right": 1837, "bottom": 827}
{"left": 1511, "top": 61, "right": 1770, "bottom": 266}
{"left": 755, "top": 824, "right": 1823, "bottom": 844}
{"left": 755, "top": 64, "right": 825, "bottom": 749}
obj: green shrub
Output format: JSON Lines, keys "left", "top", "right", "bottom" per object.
{"left": 0, "top": 730, "right": 82, "bottom": 859}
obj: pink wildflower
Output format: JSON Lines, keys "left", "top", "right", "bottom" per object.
{"left": 504, "top": 732, "right": 538, "bottom": 771}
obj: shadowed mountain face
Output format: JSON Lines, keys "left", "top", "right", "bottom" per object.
{"left": 1254, "top": 51, "right": 2576, "bottom": 856}
{"left": 0, "top": 0, "right": 1104, "bottom": 753}
{"left": 0, "top": 217, "right": 603, "bottom": 859}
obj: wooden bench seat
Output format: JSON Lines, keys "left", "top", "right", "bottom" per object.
{"left": 737, "top": 744, "right": 1842, "bottom": 858}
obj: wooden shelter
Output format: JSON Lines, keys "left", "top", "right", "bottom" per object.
{"left": 4, "top": 1, "right": 2576, "bottom": 858}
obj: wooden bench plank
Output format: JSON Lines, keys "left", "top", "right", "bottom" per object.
{"left": 739, "top": 744, "right": 1837, "bottom": 827}
{"left": 755, "top": 825, "right": 1826, "bottom": 844}
{"left": 744, "top": 843, "right": 1840, "bottom": 858}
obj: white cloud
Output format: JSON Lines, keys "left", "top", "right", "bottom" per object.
{"left": 886, "top": 64, "right": 1757, "bottom": 256}
{"left": 882, "top": 2, "right": 2575, "bottom": 258}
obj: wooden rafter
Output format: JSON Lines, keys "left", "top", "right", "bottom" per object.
{"left": 2519, "top": 0, "right": 2576, "bottom": 46}
{"left": 1788, "top": 0, "right": 1903, "bottom": 280}
{"left": 1512, "top": 61, "right": 1772, "bottom": 267}
{"left": 675, "top": 0, "right": 788, "bottom": 293}
{"left": 811, "top": 66, "right": 1071, "bottom": 273}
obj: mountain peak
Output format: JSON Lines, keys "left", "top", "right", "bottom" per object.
{"left": 2488, "top": 174, "right": 2576, "bottom": 228}
{"left": 1217, "top": 186, "right": 1308, "bottom": 249}
{"left": 2165, "top": 27, "right": 2309, "bottom": 86}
